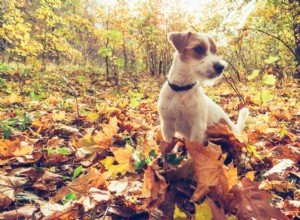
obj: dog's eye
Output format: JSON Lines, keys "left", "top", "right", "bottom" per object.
{"left": 193, "top": 46, "right": 205, "bottom": 54}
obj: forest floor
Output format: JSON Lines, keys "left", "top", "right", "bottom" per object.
{"left": 0, "top": 67, "right": 299, "bottom": 219}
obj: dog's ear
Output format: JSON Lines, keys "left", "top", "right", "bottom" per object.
{"left": 168, "top": 32, "right": 192, "bottom": 53}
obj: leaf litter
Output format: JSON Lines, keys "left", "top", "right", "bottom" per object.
{"left": 0, "top": 72, "right": 299, "bottom": 219}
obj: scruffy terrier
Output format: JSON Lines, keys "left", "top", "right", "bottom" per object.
{"left": 158, "top": 32, "right": 249, "bottom": 145}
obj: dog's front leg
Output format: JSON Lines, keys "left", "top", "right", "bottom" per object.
{"left": 190, "top": 120, "right": 207, "bottom": 145}
{"left": 161, "top": 119, "right": 175, "bottom": 143}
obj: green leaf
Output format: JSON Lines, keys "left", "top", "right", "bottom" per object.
{"left": 62, "top": 192, "right": 77, "bottom": 204}
{"left": 263, "top": 74, "right": 276, "bottom": 86}
{"left": 130, "top": 97, "right": 139, "bottom": 109}
{"left": 73, "top": 165, "right": 82, "bottom": 179}
{"left": 247, "top": 70, "right": 260, "bottom": 80}
{"left": 265, "top": 56, "right": 279, "bottom": 64}
{"left": 4, "top": 129, "right": 11, "bottom": 139}
{"left": 44, "top": 148, "right": 55, "bottom": 154}
{"left": 166, "top": 153, "right": 176, "bottom": 161}
{"left": 260, "top": 90, "right": 273, "bottom": 104}
{"left": 166, "top": 153, "right": 184, "bottom": 165}
{"left": 56, "top": 147, "right": 72, "bottom": 155}
{"left": 134, "top": 159, "right": 147, "bottom": 170}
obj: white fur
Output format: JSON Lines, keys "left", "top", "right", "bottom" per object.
{"left": 158, "top": 32, "right": 249, "bottom": 144}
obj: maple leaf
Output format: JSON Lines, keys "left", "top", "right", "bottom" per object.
{"left": 93, "top": 116, "right": 119, "bottom": 148}
{"left": 141, "top": 159, "right": 168, "bottom": 210}
{"left": 228, "top": 178, "right": 287, "bottom": 220}
{"left": 101, "top": 144, "right": 135, "bottom": 177}
{"left": 185, "top": 141, "right": 237, "bottom": 202}
{"left": 0, "top": 175, "right": 27, "bottom": 210}
{"left": 51, "top": 168, "right": 112, "bottom": 202}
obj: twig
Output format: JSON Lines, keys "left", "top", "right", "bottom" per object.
{"left": 191, "top": 26, "right": 199, "bottom": 32}
{"left": 223, "top": 72, "right": 246, "bottom": 107}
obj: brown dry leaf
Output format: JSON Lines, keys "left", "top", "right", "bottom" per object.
{"left": 185, "top": 141, "right": 237, "bottom": 202}
{"left": 93, "top": 116, "right": 119, "bottom": 148}
{"left": 32, "top": 171, "right": 63, "bottom": 191}
{"left": 77, "top": 188, "right": 110, "bottom": 212}
{"left": 51, "top": 168, "right": 112, "bottom": 202}
{"left": 228, "top": 178, "right": 287, "bottom": 220}
{"left": 0, "top": 204, "right": 36, "bottom": 219}
{"left": 40, "top": 202, "right": 78, "bottom": 219}
{"left": 0, "top": 175, "right": 27, "bottom": 210}
{"left": 141, "top": 159, "right": 168, "bottom": 210}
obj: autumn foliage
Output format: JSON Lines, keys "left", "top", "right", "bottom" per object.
{"left": 1, "top": 0, "right": 300, "bottom": 219}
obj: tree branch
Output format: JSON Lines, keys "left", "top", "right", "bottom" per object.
{"left": 244, "top": 27, "right": 296, "bottom": 58}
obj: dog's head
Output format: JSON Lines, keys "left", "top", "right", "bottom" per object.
{"left": 169, "top": 32, "right": 226, "bottom": 80}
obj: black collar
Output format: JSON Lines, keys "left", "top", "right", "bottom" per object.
{"left": 168, "top": 81, "right": 197, "bottom": 92}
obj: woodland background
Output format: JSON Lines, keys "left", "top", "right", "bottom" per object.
{"left": 0, "top": 0, "right": 300, "bottom": 219}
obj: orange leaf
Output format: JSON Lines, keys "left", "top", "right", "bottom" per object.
{"left": 141, "top": 159, "right": 168, "bottom": 210}
{"left": 93, "top": 117, "right": 118, "bottom": 148}
{"left": 185, "top": 141, "right": 237, "bottom": 202}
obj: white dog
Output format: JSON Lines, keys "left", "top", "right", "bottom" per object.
{"left": 158, "top": 32, "right": 249, "bottom": 145}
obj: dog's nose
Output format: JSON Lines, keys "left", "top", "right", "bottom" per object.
{"left": 213, "top": 63, "right": 224, "bottom": 74}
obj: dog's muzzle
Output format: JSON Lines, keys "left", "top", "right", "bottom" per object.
{"left": 213, "top": 62, "right": 225, "bottom": 75}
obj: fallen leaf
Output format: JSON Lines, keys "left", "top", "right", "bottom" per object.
{"left": 40, "top": 202, "right": 78, "bottom": 219}
{"left": 185, "top": 141, "right": 237, "bottom": 202}
{"left": 77, "top": 188, "right": 110, "bottom": 212}
{"left": 52, "top": 110, "right": 66, "bottom": 121}
{"left": 264, "top": 159, "right": 294, "bottom": 180}
{"left": 93, "top": 117, "right": 119, "bottom": 148}
{"left": 0, "top": 204, "right": 36, "bottom": 219}
{"left": 173, "top": 204, "right": 188, "bottom": 220}
{"left": 101, "top": 144, "right": 135, "bottom": 177}
{"left": 194, "top": 199, "right": 213, "bottom": 220}
{"left": 4, "top": 93, "right": 21, "bottom": 104}
{"left": 51, "top": 168, "right": 112, "bottom": 202}
{"left": 259, "top": 180, "right": 294, "bottom": 192}
{"left": 141, "top": 159, "right": 168, "bottom": 210}
{"left": 228, "top": 178, "right": 287, "bottom": 220}
{"left": 0, "top": 175, "right": 27, "bottom": 210}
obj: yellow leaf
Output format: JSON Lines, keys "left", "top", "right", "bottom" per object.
{"left": 52, "top": 110, "right": 65, "bottom": 121}
{"left": 4, "top": 94, "right": 21, "bottom": 104}
{"left": 101, "top": 144, "right": 135, "bottom": 177}
{"left": 245, "top": 171, "right": 256, "bottom": 182}
{"left": 173, "top": 204, "right": 187, "bottom": 220}
{"left": 86, "top": 112, "right": 99, "bottom": 122}
{"left": 77, "top": 132, "right": 96, "bottom": 148}
{"left": 194, "top": 199, "right": 213, "bottom": 220}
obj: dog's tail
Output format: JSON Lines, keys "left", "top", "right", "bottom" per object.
{"left": 236, "top": 108, "right": 249, "bottom": 133}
